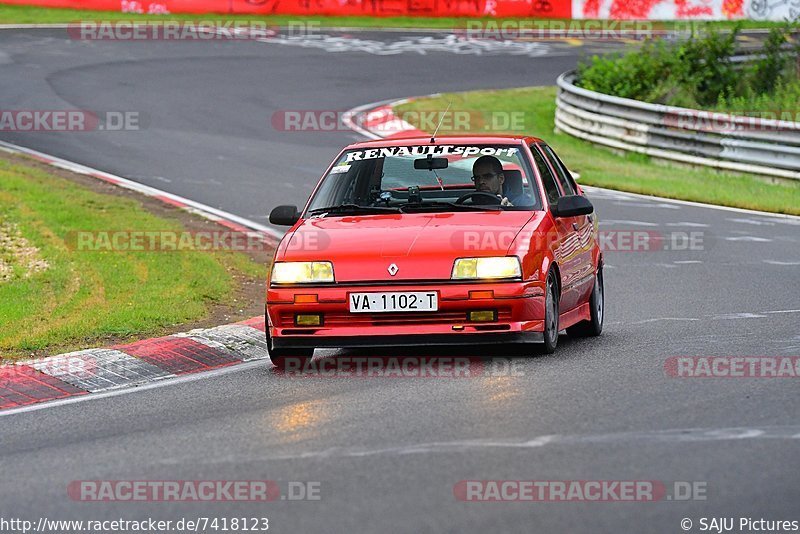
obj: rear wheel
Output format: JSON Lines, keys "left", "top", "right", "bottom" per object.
{"left": 567, "top": 266, "right": 604, "bottom": 338}
{"left": 541, "top": 271, "right": 560, "bottom": 354}
{"left": 266, "top": 329, "right": 314, "bottom": 369}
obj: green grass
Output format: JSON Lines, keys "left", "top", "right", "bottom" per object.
{"left": 0, "top": 156, "right": 263, "bottom": 360}
{"left": 0, "top": 4, "right": 789, "bottom": 30}
{"left": 575, "top": 24, "right": 800, "bottom": 110}
{"left": 394, "top": 86, "right": 800, "bottom": 215}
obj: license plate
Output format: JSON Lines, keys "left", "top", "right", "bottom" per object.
{"left": 349, "top": 291, "right": 438, "bottom": 313}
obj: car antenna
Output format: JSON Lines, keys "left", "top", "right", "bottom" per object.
{"left": 430, "top": 101, "right": 451, "bottom": 144}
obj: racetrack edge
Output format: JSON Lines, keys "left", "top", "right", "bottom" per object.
{"left": 0, "top": 140, "right": 280, "bottom": 413}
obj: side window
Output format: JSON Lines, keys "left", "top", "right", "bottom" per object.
{"left": 542, "top": 145, "right": 577, "bottom": 196}
{"left": 530, "top": 144, "right": 560, "bottom": 206}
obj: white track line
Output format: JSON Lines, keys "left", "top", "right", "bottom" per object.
{"left": 196, "top": 426, "right": 800, "bottom": 463}
{"left": 0, "top": 140, "right": 283, "bottom": 239}
{"left": 0, "top": 359, "right": 269, "bottom": 418}
{"left": 581, "top": 185, "right": 800, "bottom": 220}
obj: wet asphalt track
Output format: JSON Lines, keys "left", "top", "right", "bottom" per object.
{"left": 1, "top": 28, "right": 799, "bottom": 533}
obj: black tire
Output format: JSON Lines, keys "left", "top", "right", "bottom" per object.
{"left": 266, "top": 329, "right": 314, "bottom": 369}
{"left": 270, "top": 352, "right": 314, "bottom": 370}
{"left": 541, "top": 270, "right": 560, "bottom": 354}
{"left": 567, "top": 266, "right": 604, "bottom": 338}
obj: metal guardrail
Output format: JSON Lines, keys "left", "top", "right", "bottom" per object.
{"left": 555, "top": 71, "right": 800, "bottom": 181}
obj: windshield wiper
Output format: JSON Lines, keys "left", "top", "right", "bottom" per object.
{"left": 307, "top": 204, "right": 400, "bottom": 216}
{"left": 399, "top": 201, "right": 502, "bottom": 213}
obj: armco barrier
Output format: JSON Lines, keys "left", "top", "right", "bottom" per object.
{"left": 555, "top": 71, "right": 800, "bottom": 181}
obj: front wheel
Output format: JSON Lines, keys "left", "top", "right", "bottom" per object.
{"left": 267, "top": 328, "right": 314, "bottom": 369}
{"left": 567, "top": 266, "right": 604, "bottom": 338}
{"left": 541, "top": 271, "right": 560, "bottom": 354}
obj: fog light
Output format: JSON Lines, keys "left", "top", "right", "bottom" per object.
{"left": 468, "top": 310, "right": 497, "bottom": 322}
{"left": 295, "top": 314, "right": 322, "bottom": 326}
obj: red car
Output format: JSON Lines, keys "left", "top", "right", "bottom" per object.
{"left": 266, "top": 135, "right": 603, "bottom": 368}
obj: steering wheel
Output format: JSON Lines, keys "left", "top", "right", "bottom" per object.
{"left": 455, "top": 191, "right": 502, "bottom": 205}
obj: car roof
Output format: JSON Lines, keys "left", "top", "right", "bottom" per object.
{"left": 344, "top": 135, "right": 544, "bottom": 150}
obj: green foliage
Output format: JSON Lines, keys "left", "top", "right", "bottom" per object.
{"left": 577, "top": 39, "right": 674, "bottom": 100}
{"left": 673, "top": 24, "right": 739, "bottom": 106}
{"left": 747, "top": 22, "right": 797, "bottom": 96}
{"left": 576, "top": 22, "right": 800, "bottom": 111}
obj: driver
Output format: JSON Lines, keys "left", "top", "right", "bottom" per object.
{"left": 471, "top": 155, "right": 513, "bottom": 206}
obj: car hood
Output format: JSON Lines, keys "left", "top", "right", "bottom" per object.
{"left": 277, "top": 211, "right": 538, "bottom": 282}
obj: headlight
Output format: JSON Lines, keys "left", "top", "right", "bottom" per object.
{"left": 452, "top": 257, "right": 521, "bottom": 280}
{"left": 271, "top": 261, "right": 334, "bottom": 284}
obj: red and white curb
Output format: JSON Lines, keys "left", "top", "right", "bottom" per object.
{"left": 342, "top": 97, "right": 426, "bottom": 140}
{"left": 0, "top": 317, "right": 269, "bottom": 412}
{"left": 0, "top": 140, "right": 286, "bottom": 413}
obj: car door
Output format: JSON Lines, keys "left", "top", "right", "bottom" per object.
{"left": 540, "top": 144, "right": 596, "bottom": 307}
{"left": 529, "top": 143, "right": 582, "bottom": 312}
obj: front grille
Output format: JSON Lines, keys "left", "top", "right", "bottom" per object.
{"left": 327, "top": 311, "right": 468, "bottom": 326}
{"left": 278, "top": 309, "right": 512, "bottom": 327}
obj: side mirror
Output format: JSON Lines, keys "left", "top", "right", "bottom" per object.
{"left": 269, "top": 205, "right": 300, "bottom": 226}
{"left": 552, "top": 195, "right": 593, "bottom": 218}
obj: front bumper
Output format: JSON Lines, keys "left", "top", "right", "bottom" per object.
{"left": 271, "top": 331, "right": 543, "bottom": 349}
{"left": 267, "top": 280, "right": 546, "bottom": 349}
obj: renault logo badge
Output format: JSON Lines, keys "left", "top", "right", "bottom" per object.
{"left": 388, "top": 263, "right": 399, "bottom": 276}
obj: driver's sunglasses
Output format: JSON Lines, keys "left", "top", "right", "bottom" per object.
{"left": 471, "top": 172, "right": 499, "bottom": 183}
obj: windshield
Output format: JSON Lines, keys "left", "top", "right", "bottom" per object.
{"left": 305, "top": 144, "right": 541, "bottom": 215}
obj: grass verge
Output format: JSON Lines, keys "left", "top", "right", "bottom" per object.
{"left": 394, "top": 86, "right": 800, "bottom": 215}
{"left": 0, "top": 152, "right": 266, "bottom": 361}
{"left": 0, "top": 5, "right": 789, "bottom": 30}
